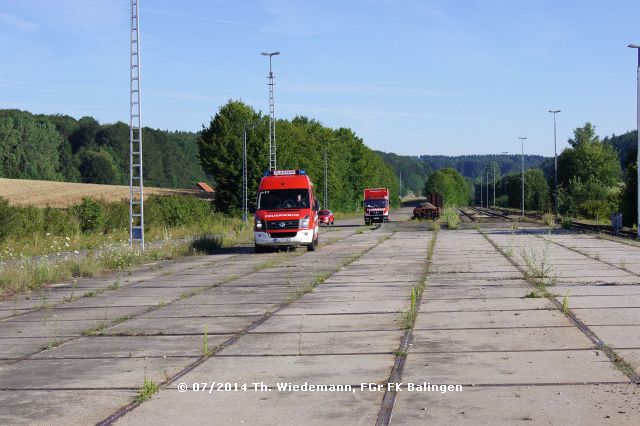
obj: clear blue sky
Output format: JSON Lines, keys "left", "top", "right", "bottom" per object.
{"left": 1, "top": 0, "right": 639, "bottom": 157}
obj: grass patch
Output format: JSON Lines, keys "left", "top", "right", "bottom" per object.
{"left": 46, "top": 339, "right": 64, "bottom": 350}
{"left": 190, "top": 234, "right": 223, "bottom": 254}
{"left": 202, "top": 325, "right": 211, "bottom": 357}
{"left": 108, "top": 278, "right": 120, "bottom": 290}
{"left": 561, "top": 291, "right": 570, "bottom": 313}
{"left": 542, "top": 213, "right": 556, "bottom": 227}
{"left": 134, "top": 377, "right": 160, "bottom": 403}
{"left": 599, "top": 344, "right": 639, "bottom": 380}
{"left": 441, "top": 207, "right": 461, "bottom": 230}
{"left": 81, "top": 320, "right": 110, "bottom": 336}
{"left": 523, "top": 291, "right": 541, "bottom": 298}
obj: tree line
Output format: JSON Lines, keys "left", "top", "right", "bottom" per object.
{"left": 471, "top": 123, "right": 637, "bottom": 226}
{"left": 198, "top": 101, "right": 399, "bottom": 214}
{"left": 0, "top": 109, "right": 208, "bottom": 188}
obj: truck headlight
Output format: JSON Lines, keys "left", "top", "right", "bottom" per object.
{"left": 299, "top": 215, "right": 310, "bottom": 229}
{"left": 255, "top": 219, "right": 263, "bottom": 230}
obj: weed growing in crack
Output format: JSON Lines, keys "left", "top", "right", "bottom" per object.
{"left": 46, "top": 339, "right": 64, "bottom": 350}
{"left": 135, "top": 377, "right": 160, "bottom": 403}
{"left": 561, "top": 291, "right": 570, "bottom": 313}
{"left": 518, "top": 238, "right": 556, "bottom": 286}
{"left": 202, "top": 325, "right": 210, "bottom": 357}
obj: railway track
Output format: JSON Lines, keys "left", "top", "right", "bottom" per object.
{"left": 472, "top": 206, "right": 639, "bottom": 240}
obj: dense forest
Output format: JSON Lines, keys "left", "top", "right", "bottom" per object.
{"left": 0, "top": 109, "right": 208, "bottom": 188}
{"left": 377, "top": 151, "right": 548, "bottom": 196}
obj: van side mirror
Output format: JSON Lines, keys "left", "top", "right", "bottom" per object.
{"left": 314, "top": 200, "right": 320, "bottom": 211}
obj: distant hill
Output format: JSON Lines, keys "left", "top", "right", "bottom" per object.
{"left": 376, "top": 151, "right": 549, "bottom": 196}
{"left": 0, "top": 109, "right": 209, "bottom": 189}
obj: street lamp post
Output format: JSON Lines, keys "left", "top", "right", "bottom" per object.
{"left": 501, "top": 152, "right": 508, "bottom": 205}
{"left": 480, "top": 174, "right": 483, "bottom": 207}
{"left": 486, "top": 168, "right": 489, "bottom": 208}
{"left": 518, "top": 137, "right": 527, "bottom": 217}
{"left": 549, "top": 110, "right": 561, "bottom": 217}
{"left": 261, "top": 51, "right": 280, "bottom": 171}
{"left": 493, "top": 162, "right": 496, "bottom": 208}
{"left": 629, "top": 44, "right": 640, "bottom": 237}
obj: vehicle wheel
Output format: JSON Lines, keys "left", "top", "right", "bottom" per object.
{"left": 331, "top": 221, "right": 334, "bottom": 225}
{"left": 255, "top": 244, "right": 267, "bottom": 253}
{"left": 307, "top": 236, "right": 318, "bottom": 251}
{"left": 365, "top": 220, "right": 370, "bottom": 226}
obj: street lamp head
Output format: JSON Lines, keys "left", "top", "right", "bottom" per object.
{"left": 518, "top": 137, "right": 527, "bottom": 140}
{"left": 628, "top": 44, "right": 640, "bottom": 49}
{"left": 549, "top": 109, "right": 561, "bottom": 113}
{"left": 261, "top": 51, "right": 280, "bottom": 56}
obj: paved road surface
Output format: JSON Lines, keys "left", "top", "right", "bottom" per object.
{"left": 1, "top": 210, "right": 639, "bottom": 425}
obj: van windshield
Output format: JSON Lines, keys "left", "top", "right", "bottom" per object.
{"left": 365, "top": 199, "right": 388, "bottom": 208}
{"left": 257, "top": 189, "right": 309, "bottom": 210}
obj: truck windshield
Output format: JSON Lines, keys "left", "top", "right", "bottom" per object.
{"left": 257, "top": 189, "right": 310, "bottom": 210}
{"left": 365, "top": 199, "right": 388, "bottom": 208}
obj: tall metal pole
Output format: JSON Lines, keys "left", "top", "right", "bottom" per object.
{"left": 129, "top": 0, "right": 144, "bottom": 249}
{"left": 399, "top": 170, "right": 402, "bottom": 198}
{"left": 549, "top": 110, "right": 561, "bottom": 217}
{"left": 480, "top": 174, "right": 483, "bottom": 207}
{"left": 323, "top": 148, "right": 328, "bottom": 210}
{"left": 242, "top": 124, "right": 248, "bottom": 224}
{"left": 486, "top": 168, "right": 489, "bottom": 208}
{"left": 261, "top": 51, "right": 280, "bottom": 171}
{"left": 493, "top": 162, "right": 496, "bottom": 207}
{"left": 501, "top": 152, "right": 508, "bottom": 204}
{"left": 519, "top": 137, "right": 527, "bottom": 217}
{"left": 629, "top": 44, "right": 640, "bottom": 236}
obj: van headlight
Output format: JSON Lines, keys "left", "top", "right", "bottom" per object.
{"left": 299, "top": 215, "right": 310, "bottom": 229}
{"left": 255, "top": 218, "right": 263, "bottom": 230}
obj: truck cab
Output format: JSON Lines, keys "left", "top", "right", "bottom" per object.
{"left": 254, "top": 170, "right": 320, "bottom": 253}
{"left": 363, "top": 188, "right": 390, "bottom": 225}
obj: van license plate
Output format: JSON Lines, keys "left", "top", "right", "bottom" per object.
{"left": 274, "top": 238, "right": 291, "bottom": 243}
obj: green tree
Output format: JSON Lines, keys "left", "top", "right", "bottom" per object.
{"left": 425, "top": 168, "right": 470, "bottom": 207}
{"left": 620, "top": 158, "right": 637, "bottom": 227}
{"left": 558, "top": 123, "right": 621, "bottom": 187}
{"left": 0, "top": 111, "right": 62, "bottom": 180}
{"left": 78, "top": 147, "right": 121, "bottom": 184}
{"left": 199, "top": 101, "right": 267, "bottom": 213}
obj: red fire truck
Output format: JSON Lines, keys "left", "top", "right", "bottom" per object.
{"left": 363, "top": 188, "right": 390, "bottom": 225}
{"left": 254, "top": 170, "right": 320, "bottom": 253}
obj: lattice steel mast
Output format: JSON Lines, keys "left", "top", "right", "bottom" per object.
{"left": 261, "top": 51, "right": 280, "bottom": 171}
{"left": 129, "top": 0, "right": 144, "bottom": 249}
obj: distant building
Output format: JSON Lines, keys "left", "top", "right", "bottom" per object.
{"left": 193, "top": 182, "right": 215, "bottom": 193}
{"left": 192, "top": 182, "right": 215, "bottom": 200}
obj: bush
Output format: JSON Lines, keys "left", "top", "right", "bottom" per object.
{"left": 101, "top": 200, "right": 128, "bottom": 233}
{"left": 43, "top": 207, "right": 79, "bottom": 236}
{"left": 0, "top": 197, "right": 18, "bottom": 242}
{"left": 72, "top": 198, "right": 105, "bottom": 233}
{"left": 190, "top": 234, "right": 223, "bottom": 254}
{"left": 13, "top": 206, "right": 45, "bottom": 237}
{"left": 146, "top": 195, "right": 213, "bottom": 228}
{"left": 561, "top": 217, "right": 573, "bottom": 229}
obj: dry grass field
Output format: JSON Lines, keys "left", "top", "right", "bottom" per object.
{"left": 0, "top": 178, "right": 199, "bottom": 208}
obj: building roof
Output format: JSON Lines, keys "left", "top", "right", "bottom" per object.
{"left": 194, "top": 182, "right": 215, "bottom": 192}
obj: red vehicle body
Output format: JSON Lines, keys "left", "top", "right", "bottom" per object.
{"left": 318, "top": 210, "right": 335, "bottom": 225}
{"left": 254, "top": 170, "right": 320, "bottom": 252}
{"left": 364, "top": 188, "right": 390, "bottom": 225}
